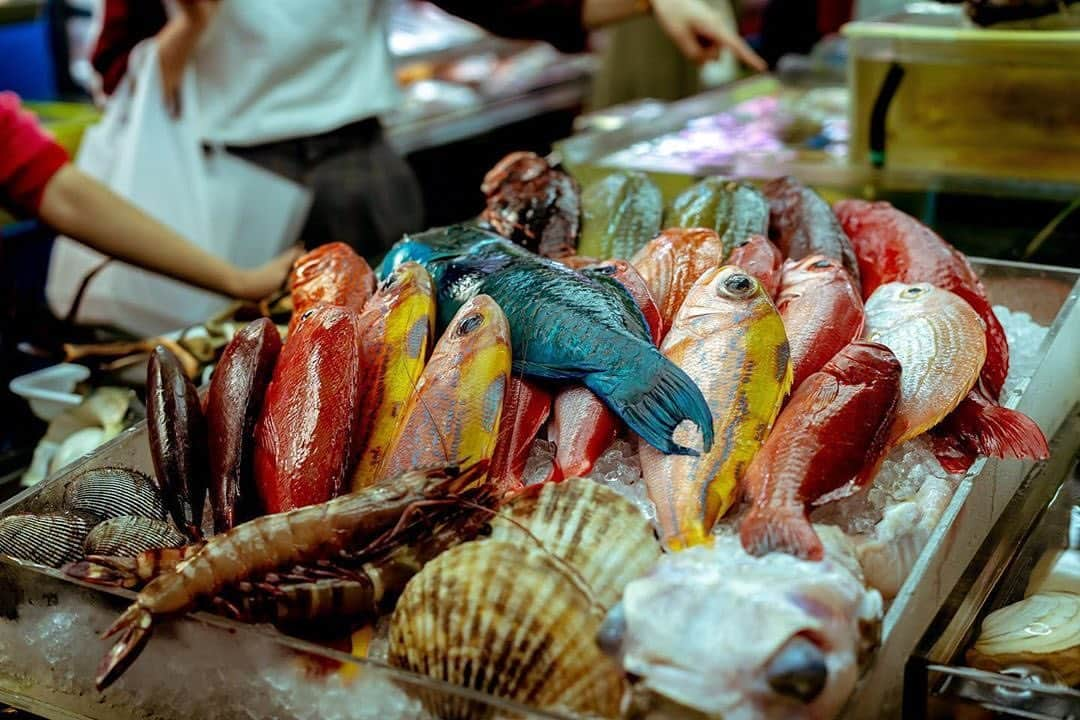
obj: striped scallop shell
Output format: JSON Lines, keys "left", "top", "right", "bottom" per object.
{"left": 62, "top": 466, "right": 166, "bottom": 522}
{"left": 490, "top": 477, "right": 661, "bottom": 609}
{"left": 83, "top": 515, "right": 187, "bottom": 557}
{"left": 0, "top": 512, "right": 94, "bottom": 567}
{"left": 389, "top": 539, "right": 626, "bottom": 719}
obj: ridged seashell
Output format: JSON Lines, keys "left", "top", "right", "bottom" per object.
{"left": 61, "top": 466, "right": 166, "bottom": 522}
{"left": 83, "top": 515, "right": 187, "bottom": 557}
{"left": 490, "top": 477, "right": 661, "bottom": 609}
{"left": 389, "top": 539, "right": 626, "bottom": 719}
{"left": 0, "top": 512, "right": 94, "bottom": 567}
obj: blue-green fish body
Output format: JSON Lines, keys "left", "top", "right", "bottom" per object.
{"left": 379, "top": 225, "right": 713, "bottom": 456}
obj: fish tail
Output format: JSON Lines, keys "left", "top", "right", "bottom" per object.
{"left": 585, "top": 351, "right": 713, "bottom": 456}
{"left": 944, "top": 394, "right": 1049, "bottom": 463}
{"left": 740, "top": 507, "right": 823, "bottom": 561}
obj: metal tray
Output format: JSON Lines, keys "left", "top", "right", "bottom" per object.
{"left": 2, "top": 259, "right": 1079, "bottom": 720}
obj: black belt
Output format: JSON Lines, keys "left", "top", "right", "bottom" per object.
{"left": 216, "top": 116, "right": 383, "bottom": 163}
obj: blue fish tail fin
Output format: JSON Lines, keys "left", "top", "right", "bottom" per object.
{"left": 584, "top": 351, "right": 713, "bottom": 456}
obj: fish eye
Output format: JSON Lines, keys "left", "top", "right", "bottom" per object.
{"left": 811, "top": 259, "right": 832, "bottom": 269}
{"left": 456, "top": 313, "right": 484, "bottom": 336}
{"left": 719, "top": 272, "right": 755, "bottom": 298}
{"left": 591, "top": 265, "right": 617, "bottom": 276}
{"left": 901, "top": 286, "right": 927, "bottom": 299}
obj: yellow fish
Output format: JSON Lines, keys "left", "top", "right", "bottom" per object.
{"left": 863, "top": 282, "right": 986, "bottom": 448}
{"left": 350, "top": 262, "right": 436, "bottom": 490}
{"left": 376, "top": 294, "right": 511, "bottom": 483}
{"left": 640, "top": 266, "right": 792, "bottom": 550}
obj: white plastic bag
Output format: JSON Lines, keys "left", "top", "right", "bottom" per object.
{"left": 46, "top": 40, "right": 311, "bottom": 337}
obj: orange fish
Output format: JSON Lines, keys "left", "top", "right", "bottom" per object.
{"left": 863, "top": 282, "right": 986, "bottom": 450}
{"left": 630, "top": 227, "right": 724, "bottom": 338}
{"left": 289, "top": 242, "right": 375, "bottom": 336}
{"left": 726, "top": 234, "right": 783, "bottom": 299}
{"left": 376, "top": 295, "right": 512, "bottom": 482}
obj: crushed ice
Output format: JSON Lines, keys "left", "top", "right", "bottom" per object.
{"left": 586, "top": 439, "right": 657, "bottom": 525}
{"left": 994, "top": 305, "right": 1049, "bottom": 399}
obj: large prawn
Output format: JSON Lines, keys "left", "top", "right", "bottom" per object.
{"left": 94, "top": 464, "right": 492, "bottom": 690}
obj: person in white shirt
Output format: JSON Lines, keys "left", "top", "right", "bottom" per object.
{"left": 96, "top": 0, "right": 765, "bottom": 258}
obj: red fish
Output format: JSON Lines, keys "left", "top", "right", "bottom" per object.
{"left": 835, "top": 200, "right": 1048, "bottom": 472}
{"left": 726, "top": 234, "right": 784, "bottom": 299}
{"left": 740, "top": 341, "right": 902, "bottom": 561}
{"left": 254, "top": 305, "right": 364, "bottom": 513}
{"left": 489, "top": 377, "right": 554, "bottom": 494}
{"left": 288, "top": 242, "right": 375, "bottom": 336}
{"left": 549, "top": 260, "right": 663, "bottom": 479}
{"left": 776, "top": 255, "right": 865, "bottom": 392}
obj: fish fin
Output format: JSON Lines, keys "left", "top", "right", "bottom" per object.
{"left": 585, "top": 352, "right": 713, "bottom": 456}
{"left": 740, "top": 507, "right": 823, "bottom": 561}
{"left": 811, "top": 481, "right": 860, "bottom": 507}
{"left": 941, "top": 393, "right": 1049, "bottom": 462}
{"left": 929, "top": 432, "right": 978, "bottom": 475}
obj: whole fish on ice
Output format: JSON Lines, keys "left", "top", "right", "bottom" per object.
{"left": 379, "top": 225, "right": 713, "bottom": 457}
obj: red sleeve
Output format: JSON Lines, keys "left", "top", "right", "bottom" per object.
{"left": 431, "top": 0, "right": 588, "bottom": 54}
{"left": 0, "top": 92, "right": 70, "bottom": 218}
{"left": 91, "top": 0, "right": 168, "bottom": 96}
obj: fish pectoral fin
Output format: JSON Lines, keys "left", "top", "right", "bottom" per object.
{"left": 584, "top": 351, "right": 714, "bottom": 457}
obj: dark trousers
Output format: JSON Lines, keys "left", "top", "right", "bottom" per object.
{"left": 227, "top": 118, "right": 424, "bottom": 260}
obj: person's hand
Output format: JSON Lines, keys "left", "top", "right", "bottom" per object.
{"left": 651, "top": 0, "right": 766, "bottom": 70}
{"left": 229, "top": 246, "right": 303, "bottom": 301}
{"left": 158, "top": 1, "right": 219, "bottom": 116}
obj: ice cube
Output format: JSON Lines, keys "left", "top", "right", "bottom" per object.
{"left": 586, "top": 439, "right": 657, "bottom": 525}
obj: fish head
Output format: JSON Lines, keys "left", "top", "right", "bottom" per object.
{"left": 367, "top": 261, "right": 437, "bottom": 360}
{"left": 863, "top": 281, "right": 945, "bottom": 335}
{"left": 605, "top": 537, "right": 882, "bottom": 720}
{"left": 675, "top": 265, "right": 773, "bottom": 335}
{"left": 378, "top": 225, "right": 504, "bottom": 279}
{"left": 779, "top": 255, "right": 848, "bottom": 296}
{"left": 432, "top": 294, "right": 511, "bottom": 366}
{"left": 821, "top": 340, "right": 902, "bottom": 387}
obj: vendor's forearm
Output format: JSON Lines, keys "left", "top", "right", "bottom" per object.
{"left": 38, "top": 165, "right": 244, "bottom": 298}
{"left": 582, "top": 0, "right": 652, "bottom": 28}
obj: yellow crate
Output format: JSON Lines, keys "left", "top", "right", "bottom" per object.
{"left": 844, "top": 11, "right": 1080, "bottom": 183}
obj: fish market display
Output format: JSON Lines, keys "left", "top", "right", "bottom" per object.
{"left": 763, "top": 176, "right": 860, "bottom": 287}
{"left": 606, "top": 535, "right": 882, "bottom": 720}
{"left": 376, "top": 295, "right": 510, "bottom": 482}
{"left": 350, "top": 262, "right": 436, "bottom": 489}
{"left": 254, "top": 305, "right": 364, "bottom": 513}
{"left": 206, "top": 318, "right": 282, "bottom": 532}
{"left": 631, "top": 227, "right": 725, "bottom": 336}
{"left": 389, "top": 540, "right": 626, "bottom": 719}
{"left": 641, "top": 266, "right": 792, "bottom": 549}
{"left": 967, "top": 592, "right": 1080, "bottom": 684}
{"left": 863, "top": 282, "right": 986, "bottom": 452}
{"left": 741, "top": 341, "right": 901, "bottom": 560}
{"left": 146, "top": 346, "right": 209, "bottom": 540}
{"left": 777, "top": 255, "right": 865, "bottom": 391}
{"left": 287, "top": 242, "right": 375, "bottom": 336}
{"left": 380, "top": 225, "right": 713, "bottom": 457}
{"left": 578, "top": 170, "right": 663, "bottom": 260}
{"left": 480, "top": 151, "right": 580, "bottom": 258}
{"left": 727, "top": 234, "right": 784, "bottom": 299}
{"left": 836, "top": 199, "right": 1047, "bottom": 471}
{"left": 489, "top": 376, "right": 553, "bottom": 492}
{"left": 664, "top": 176, "right": 770, "bottom": 259}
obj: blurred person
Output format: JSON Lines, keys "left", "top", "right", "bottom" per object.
{"left": 0, "top": 91, "right": 297, "bottom": 302}
{"left": 90, "top": 0, "right": 765, "bottom": 259}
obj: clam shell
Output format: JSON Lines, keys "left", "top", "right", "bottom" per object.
{"left": 490, "top": 477, "right": 661, "bottom": 609}
{"left": 0, "top": 512, "right": 94, "bottom": 567}
{"left": 61, "top": 466, "right": 166, "bottom": 522}
{"left": 83, "top": 515, "right": 187, "bottom": 557}
{"left": 389, "top": 539, "right": 626, "bottom": 719}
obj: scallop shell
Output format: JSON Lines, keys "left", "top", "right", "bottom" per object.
{"left": 389, "top": 539, "right": 626, "bottom": 719}
{"left": 61, "top": 466, "right": 166, "bottom": 522}
{"left": 0, "top": 512, "right": 95, "bottom": 567}
{"left": 490, "top": 477, "right": 661, "bottom": 609}
{"left": 83, "top": 515, "right": 187, "bottom": 557}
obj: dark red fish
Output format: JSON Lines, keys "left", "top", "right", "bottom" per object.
{"left": 288, "top": 243, "right": 375, "bottom": 336}
{"left": 776, "top": 255, "right": 865, "bottom": 393}
{"left": 254, "top": 305, "right": 364, "bottom": 514}
{"left": 740, "top": 341, "right": 902, "bottom": 561}
{"left": 727, "top": 234, "right": 784, "bottom": 299}
{"left": 206, "top": 318, "right": 282, "bottom": 533}
{"left": 835, "top": 200, "right": 1047, "bottom": 472}
{"left": 489, "top": 377, "right": 554, "bottom": 494}
{"left": 762, "top": 176, "right": 860, "bottom": 289}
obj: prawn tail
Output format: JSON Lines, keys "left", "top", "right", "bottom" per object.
{"left": 96, "top": 603, "right": 153, "bottom": 691}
